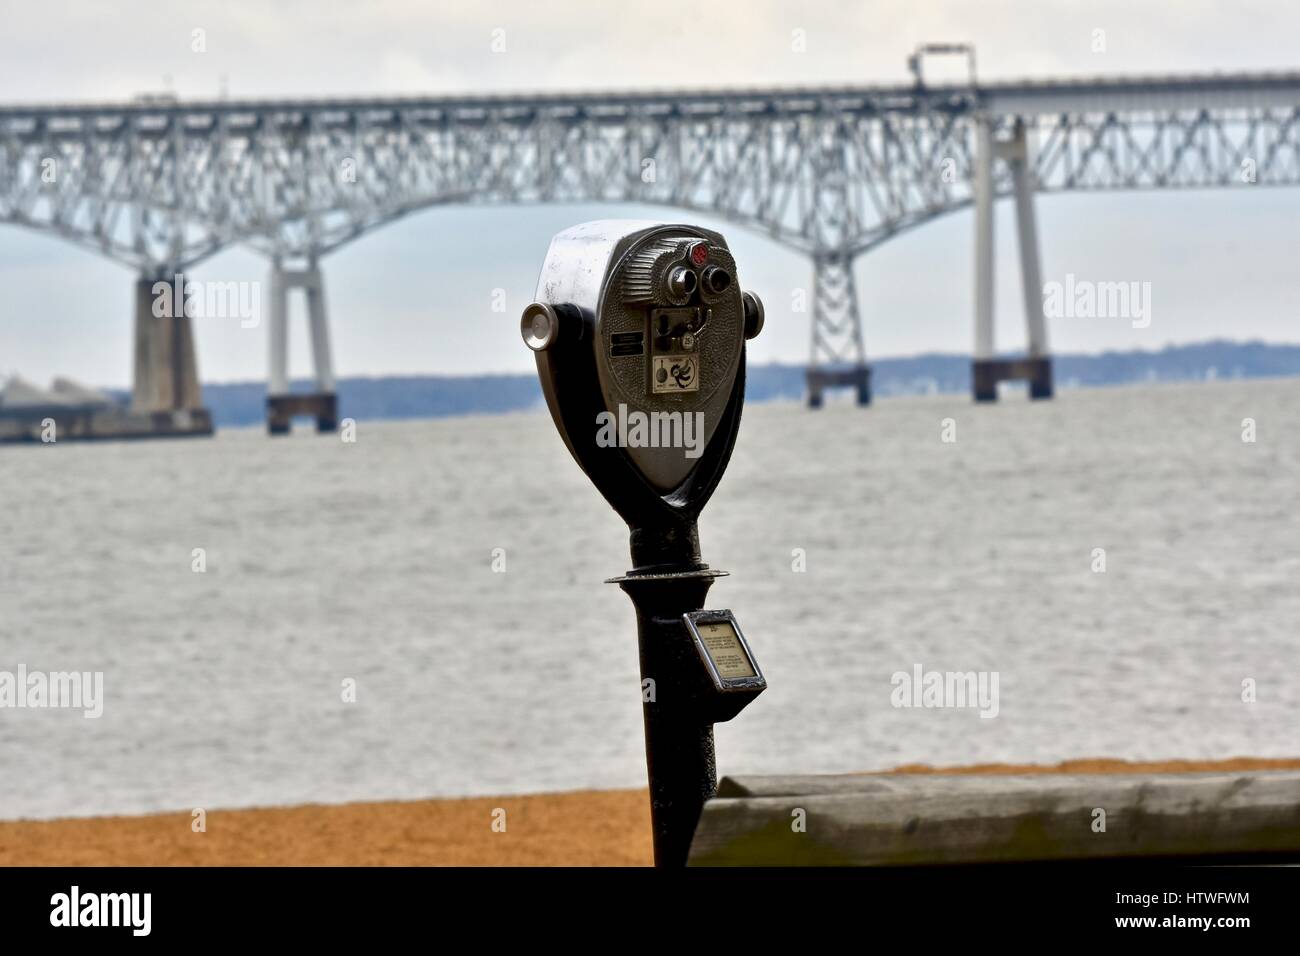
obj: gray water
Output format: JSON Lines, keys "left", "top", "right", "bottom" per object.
{"left": 1, "top": 379, "right": 1297, "bottom": 820}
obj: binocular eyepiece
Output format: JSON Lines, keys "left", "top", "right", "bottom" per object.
{"left": 521, "top": 221, "right": 763, "bottom": 497}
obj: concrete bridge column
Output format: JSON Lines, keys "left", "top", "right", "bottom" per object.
{"left": 971, "top": 118, "right": 998, "bottom": 401}
{"left": 266, "top": 259, "right": 338, "bottom": 435}
{"left": 1009, "top": 120, "right": 1053, "bottom": 400}
{"left": 971, "top": 118, "right": 1053, "bottom": 403}
{"left": 131, "top": 275, "right": 204, "bottom": 413}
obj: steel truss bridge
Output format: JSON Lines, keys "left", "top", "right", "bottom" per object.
{"left": 2, "top": 70, "right": 1298, "bottom": 418}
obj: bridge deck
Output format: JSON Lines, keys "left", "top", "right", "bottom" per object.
{"left": 2, "top": 70, "right": 1299, "bottom": 121}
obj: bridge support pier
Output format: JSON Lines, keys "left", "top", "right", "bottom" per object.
{"left": 805, "top": 253, "right": 871, "bottom": 408}
{"left": 972, "top": 117, "right": 1053, "bottom": 403}
{"left": 806, "top": 367, "right": 871, "bottom": 409}
{"left": 131, "top": 275, "right": 211, "bottom": 426}
{"left": 267, "top": 260, "right": 338, "bottom": 435}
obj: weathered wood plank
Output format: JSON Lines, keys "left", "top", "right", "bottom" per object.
{"left": 690, "top": 772, "right": 1300, "bottom": 866}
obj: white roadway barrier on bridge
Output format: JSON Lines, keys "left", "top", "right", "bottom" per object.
{"left": 979, "top": 72, "right": 1300, "bottom": 114}
{"left": 2, "top": 72, "right": 1300, "bottom": 123}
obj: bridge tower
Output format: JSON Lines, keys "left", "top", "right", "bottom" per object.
{"left": 971, "top": 116, "right": 1053, "bottom": 402}
{"left": 131, "top": 275, "right": 207, "bottom": 416}
{"left": 266, "top": 259, "right": 338, "bottom": 434}
{"left": 805, "top": 126, "right": 870, "bottom": 409}
{"left": 806, "top": 254, "right": 870, "bottom": 407}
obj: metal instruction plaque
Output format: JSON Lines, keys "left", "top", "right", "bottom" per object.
{"left": 683, "top": 609, "right": 765, "bottom": 693}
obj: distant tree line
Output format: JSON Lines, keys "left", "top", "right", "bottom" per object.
{"left": 162, "top": 340, "right": 1300, "bottom": 427}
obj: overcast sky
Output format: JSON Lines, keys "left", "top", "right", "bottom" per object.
{"left": 1, "top": 0, "right": 1297, "bottom": 387}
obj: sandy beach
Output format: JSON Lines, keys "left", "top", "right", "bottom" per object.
{"left": 3, "top": 757, "right": 1297, "bottom": 867}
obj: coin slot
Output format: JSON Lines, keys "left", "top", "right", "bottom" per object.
{"left": 610, "top": 331, "right": 644, "bottom": 357}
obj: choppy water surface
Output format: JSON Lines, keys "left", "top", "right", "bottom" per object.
{"left": 1, "top": 380, "right": 1297, "bottom": 819}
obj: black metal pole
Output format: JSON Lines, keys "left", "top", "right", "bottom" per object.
{"left": 616, "top": 566, "right": 722, "bottom": 867}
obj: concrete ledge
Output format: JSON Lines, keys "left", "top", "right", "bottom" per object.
{"left": 0, "top": 406, "right": 213, "bottom": 443}
{"left": 688, "top": 771, "right": 1300, "bottom": 866}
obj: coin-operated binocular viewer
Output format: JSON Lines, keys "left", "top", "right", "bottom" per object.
{"left": 521, "top": 221, "right": 767, "bottom": 866}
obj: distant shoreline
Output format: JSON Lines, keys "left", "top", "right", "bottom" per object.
{"left": 5, "top": 757, "right": 1298, "bottom": 866}
{"left": 192, "top": 372, "right": 1300, "bottom": 434}
{"left": 161, "top": 340, "right": 1300, "bottom": 428}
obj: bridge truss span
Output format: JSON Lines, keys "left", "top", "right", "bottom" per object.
{"left": 1, "top": 70, "right": 1297, "bottom": 412}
